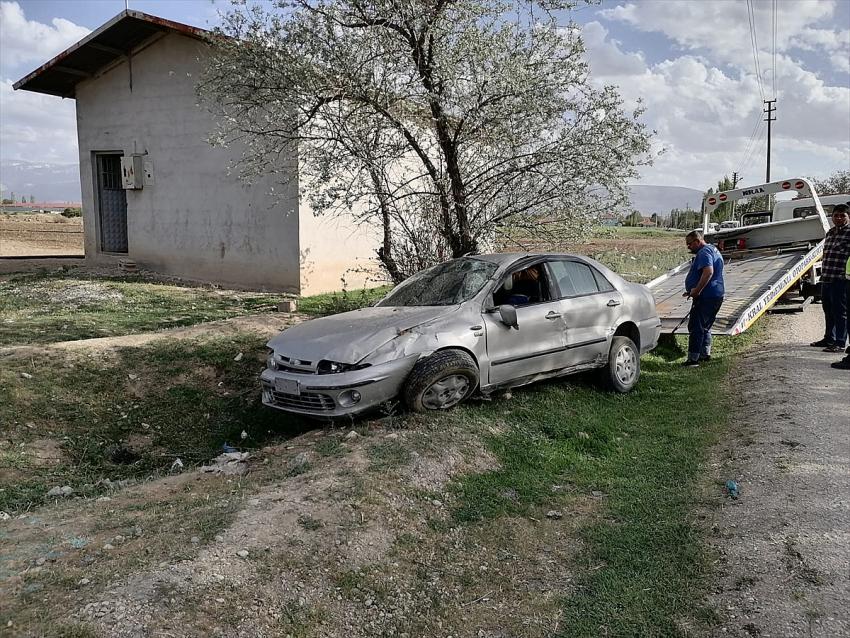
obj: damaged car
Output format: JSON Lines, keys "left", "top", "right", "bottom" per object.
{"left": 261, "top": 253, "right": 661, "bottom": 417}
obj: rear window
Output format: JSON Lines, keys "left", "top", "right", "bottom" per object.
{"left": 548, "top": 261, "right": 611, "bottom": 297}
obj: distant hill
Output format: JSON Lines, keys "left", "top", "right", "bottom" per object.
{"left": 0, "top": 160, "right": 81, "bottom": 203}
{"left": 627, "top": 185, "right": 705, "bottom": 216}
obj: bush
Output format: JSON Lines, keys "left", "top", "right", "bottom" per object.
{"left": 61, "top": 208, "right": 82, "bottom": 218}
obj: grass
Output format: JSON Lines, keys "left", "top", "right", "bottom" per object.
{"left": 0, "top": 270, "right": 280, "bottom": 346}
{"left": 0, "top": 269, "right": 390, "bottom": 345}
{"left": 443, "top": 325, "right": 764, "bottom": 636}
{"left": 0, "top": 333, "right": 312, "bottom": 512}
{"left": 298, "top": 285, "right": 391, "bottom": 316}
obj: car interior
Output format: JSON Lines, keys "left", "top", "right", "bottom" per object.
{"left": 492, "top": 264, "right": 552, "bottom": 306}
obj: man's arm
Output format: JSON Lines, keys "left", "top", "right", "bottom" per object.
{"left": 689, "top": 266, "right": 714, "bottom": 298}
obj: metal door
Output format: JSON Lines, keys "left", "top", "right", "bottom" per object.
{"left": 96, "top": 154, "right": 128, "bottom": 253}
{"left": 482, "top": 301, "right": 570, "bottom": 385}
{"left": 546, "top": 260, "right": 621, "bottom": 366}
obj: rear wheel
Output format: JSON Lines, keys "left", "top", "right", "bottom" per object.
{"left": 403, "top": 350, "right": 479, "bottom": 412}
{"left": 604, "top": 336, "right": 640, "bottom": 393}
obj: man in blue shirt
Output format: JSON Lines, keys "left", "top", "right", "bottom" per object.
{"left": 682, "top": 230, "right": 725, "bottom": 367}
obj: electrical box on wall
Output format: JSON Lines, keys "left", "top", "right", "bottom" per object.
{"left": 121, "top": 155, "right": 143, "bottom": 189}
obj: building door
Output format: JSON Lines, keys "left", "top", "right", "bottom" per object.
{"left": 96, "top": 154, "right": 128, "bottom": 253}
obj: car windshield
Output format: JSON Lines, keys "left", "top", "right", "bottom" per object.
{"left": 378, "top": 258, "right": 498, "bottom": 307}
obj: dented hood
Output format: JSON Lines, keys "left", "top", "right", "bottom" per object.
{"left": 267, "top": 306, "right": 457, "bottom": 363}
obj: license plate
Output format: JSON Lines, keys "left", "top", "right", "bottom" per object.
{"left": 274, "top": 378, "right": 300, "bottom": 395}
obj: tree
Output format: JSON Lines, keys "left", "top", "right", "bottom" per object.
{"left": 810, "top": 170, "right": 850, "bottom": 196}
{"left": 708, "top": 175, "right": 734, "bottom": 222}
{"left": 199, "top": 0, "right": 653, "bottom": 281}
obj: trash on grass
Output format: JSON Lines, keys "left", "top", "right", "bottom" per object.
{"left": 725, "top": 479, "right": 739, "bottom": 499}
{"left": 200, "top": 452, "right": 250, "bottom": 476}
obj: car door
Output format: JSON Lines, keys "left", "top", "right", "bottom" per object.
{"left": 545, "top": 260, "right": 623, "bottom": 366}
{"left": 482, "top": 264, "right": 568, "bottom": 386}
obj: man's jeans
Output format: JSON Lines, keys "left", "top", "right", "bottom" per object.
{"left": 821, "top": 280, "right": 848, "bottom": 347}
{"left": 688, "top": 296, "right": 724, "bottom": 361}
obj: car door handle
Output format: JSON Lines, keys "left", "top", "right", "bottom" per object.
{"left": 545, "top": 311, "right": 561, "bottom": 320}
{"left": 607, "top": 299, "right": 621, "bottom": 307}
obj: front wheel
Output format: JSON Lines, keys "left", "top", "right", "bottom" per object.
{"left": 403, "top": 350, "right": 479, "bottom": 412}
{"left": 604, "top": 336, "right": 640, "bottom": 393}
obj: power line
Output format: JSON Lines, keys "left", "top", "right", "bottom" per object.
{"left": 740, "top": 120, "right": 767, "bottom": 177}
{"left": 735, "top": 113, "right": 764, "bottom": 176}
{"left": 772, "top": 0, "right": 777, "bottom": 98}
{"left": 746, "top": 0, "right": 766, "bottom": 101}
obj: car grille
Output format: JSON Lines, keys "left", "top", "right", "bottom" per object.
{"left": 269, "top": 389, "right": 336, "bottom": 412}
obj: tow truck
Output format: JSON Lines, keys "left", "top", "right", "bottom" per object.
{"left": 648, "top": 178, "right": 831, "bottom": 335}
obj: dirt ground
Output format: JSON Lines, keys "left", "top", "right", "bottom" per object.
{"left": 707, "top": 306, "right": 849, "bottom": 637}
{"left": 0, "top": 214, "right": 84, "bottom": 256}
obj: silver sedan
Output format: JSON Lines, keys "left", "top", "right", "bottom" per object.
{"left": 261, "top": 253, "right": 661, "bottom": 417}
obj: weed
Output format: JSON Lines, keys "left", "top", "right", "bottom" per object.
{"left": 297, "top": 514, "right": 324, "bottom": 531}
{"left": 314, "top": 437, "right": 345, "bottom": 458}
{"left": 367, "top": 441, "right": 412, "bottom": 471}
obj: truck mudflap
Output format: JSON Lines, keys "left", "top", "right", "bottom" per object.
{"left": 648, "top": 242, "right": 823, "bottom": 335}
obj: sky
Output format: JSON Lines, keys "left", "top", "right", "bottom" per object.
{"left": 0, "top": 0, "right": 848, "bottom": 192}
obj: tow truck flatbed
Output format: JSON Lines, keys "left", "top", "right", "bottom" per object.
{"left": 645, "top": 178, "right": 833, "bottom": 337}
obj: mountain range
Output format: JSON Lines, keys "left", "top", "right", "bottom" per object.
{"left": 1, "top": 159, "right": 706, "bottom": 214}
{"left": 0, "top": 160, "right": 81, "bottom": 203}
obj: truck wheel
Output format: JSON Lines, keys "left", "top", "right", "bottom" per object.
{"left": 604, "top": 336, "right": 640, "bottom": 393}
{"left": 403, "top": 350, "right": 479, "bottom": 412}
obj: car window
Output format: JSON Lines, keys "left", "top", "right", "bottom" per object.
{"left": 377, "top": 257, "right": 497, "bottom": 307}
{"left": 491, "top": 263, "right": 554, "bottom": 307}
{"left": 547, "top": 260, "right": 605, "bottom": 298}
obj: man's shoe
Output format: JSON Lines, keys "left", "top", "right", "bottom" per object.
{"left": 810, "top": 339, "right": 830, "bottom": 347}
{"left": 830, "top": 357, "right": 850, "bottom": 370}
{"left": 681, "top": 360, "right": 700, "bottom": 368}
{"left": 699, "top": 355, "right": 712, "bottom": 362}
{"left": 823, "top": 345, "right": 843, "bottom": 353}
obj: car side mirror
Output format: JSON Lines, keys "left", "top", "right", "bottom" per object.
{"left": 498, "top": 304, "right": 519, "bottom": 329}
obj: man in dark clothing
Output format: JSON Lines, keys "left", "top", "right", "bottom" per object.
{"left": 682, "top": 230, "right": 725, "bottom": 367}
{"left": 811, "top": 204, "right": 850, "bottom": 354}
{"left": 825, "top": 204, "right": 850, "bottom": 369}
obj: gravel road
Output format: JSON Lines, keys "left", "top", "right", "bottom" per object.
{"left": 707, "top": 305, "right": 849, "bottom": 638}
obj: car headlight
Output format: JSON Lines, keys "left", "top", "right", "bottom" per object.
{"left": 266, "top": 348, "right": 277, "bottom": 370}
{"left": 317, "top": 360, "right": 371, "bottom": 375}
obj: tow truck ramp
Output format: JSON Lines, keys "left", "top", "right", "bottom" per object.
{"left": 648, "top": 242, "right": 823, "bottom": 335}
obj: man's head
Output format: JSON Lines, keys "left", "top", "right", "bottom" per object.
{"left": 832, "top": 203, "right": 849, "bottom": 227}
{"left": 685, "top": 230, "right": 705, "bottom": 254}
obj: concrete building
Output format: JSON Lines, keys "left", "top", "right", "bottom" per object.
{"left": 14, "top": 11, "right": 378, "bottom": 294}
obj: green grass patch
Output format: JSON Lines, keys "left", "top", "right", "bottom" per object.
{"left": 0, "top": 270, "right": 281, "bottom": 346}
{"left": 448, "top": 325, "right": 763, "bottom": 636}
{"left": 298, "top": 285, "right": 391, "bottom": 316}
{"left": 0, "top": 334, "right": 312, "bottom": 512}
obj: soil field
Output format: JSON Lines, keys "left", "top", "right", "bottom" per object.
{"left": 0, "top": 214, "right": 84, "bottom": 256}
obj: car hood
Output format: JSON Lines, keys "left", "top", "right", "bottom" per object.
{"left": 267, "top": 305, "right": 457, "bottom": 363}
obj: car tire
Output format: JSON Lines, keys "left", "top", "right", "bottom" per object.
{"left": 403, "top": 350, "right": 479, "bottom": 412}
{"left": 603, "top": 336, "right": 640, "bottom": 393}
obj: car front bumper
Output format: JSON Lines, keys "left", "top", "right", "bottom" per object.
{"left": 260, "top": 354, "right": 420, "bottom": 417}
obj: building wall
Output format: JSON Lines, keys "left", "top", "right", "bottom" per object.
{"left": 75, "top": 33, "right": 301, "bottom": 292}
{"left": 298, "top": 201, "right": 382, "bottom": 295}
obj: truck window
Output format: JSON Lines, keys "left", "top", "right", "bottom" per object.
{"left": 793, "top": 205, "right": 834, "bottom": 219}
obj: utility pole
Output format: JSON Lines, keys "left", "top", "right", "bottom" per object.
{"left": 732, "top": 171, "right": 740, "bottom": 188}
{"left": 763, "top": 100, "right": 776, "bottom": 182}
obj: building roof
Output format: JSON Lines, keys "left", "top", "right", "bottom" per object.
{"left": 13, "top": 10, "right": 210, "bottom": 99}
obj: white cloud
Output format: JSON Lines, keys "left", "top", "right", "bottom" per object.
{"left": 0, "top": 1, "right": 90, "bottom": 74}
{"left": 0, "top": 2, "right": 87, "bottom": 164}
{"left": 0, "top": 79, "right": 79, "bottom": 164}
{"left": 582, "top": 17, "right": 850, "bottom": 190}
{"left": 600, "top": 0, "right": 849, "bottom": 74}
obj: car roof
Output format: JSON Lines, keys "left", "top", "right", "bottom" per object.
{"left": 469, "top": 252, "right": 587, "bottom": 265}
